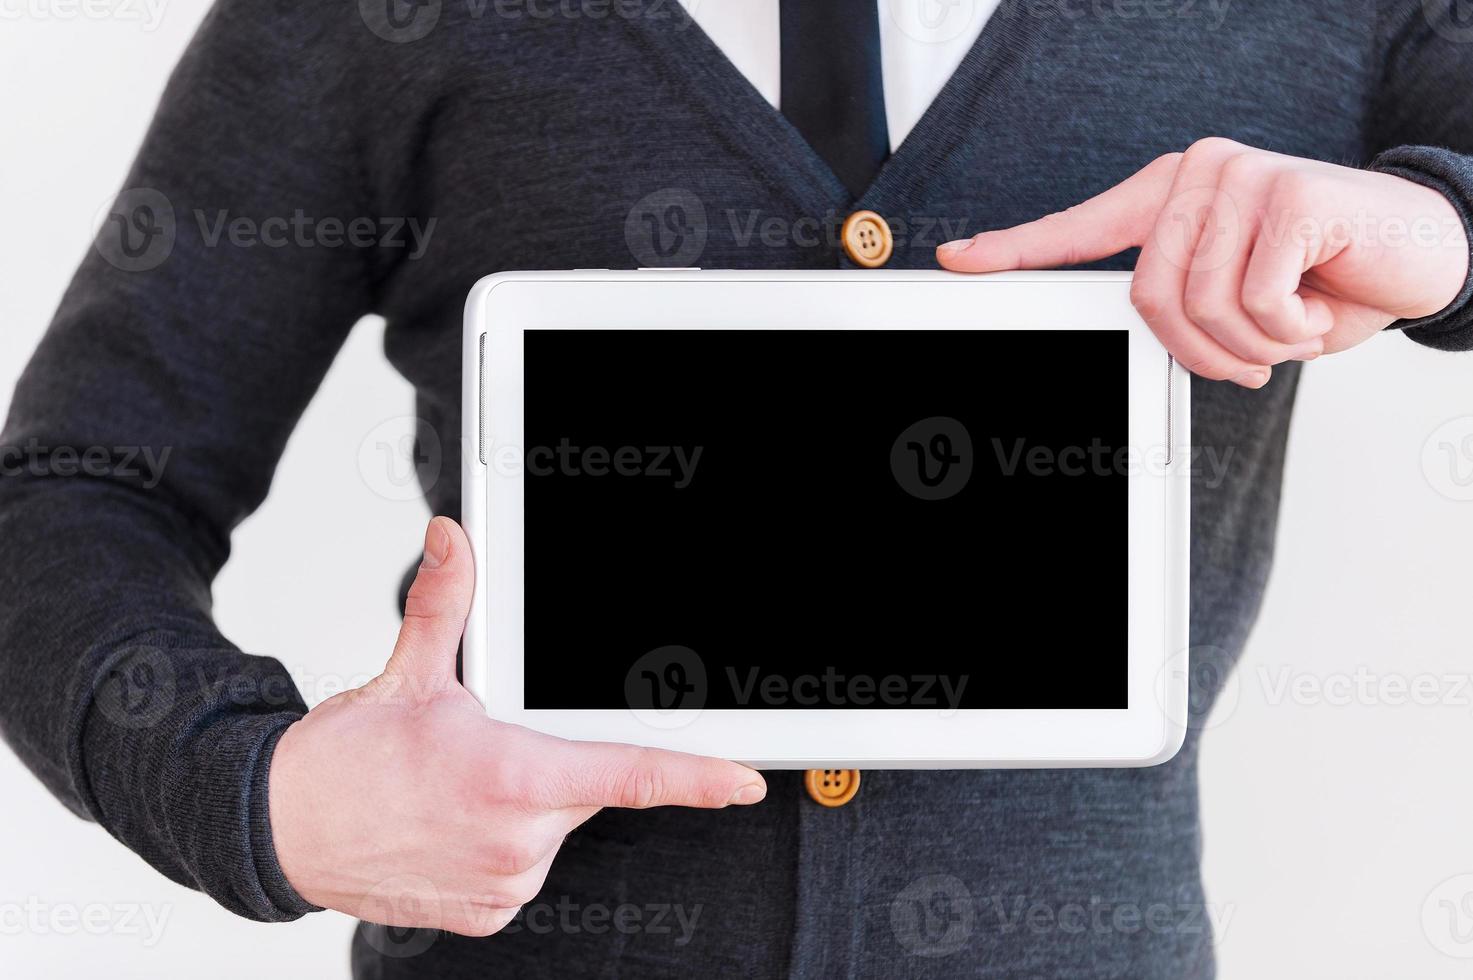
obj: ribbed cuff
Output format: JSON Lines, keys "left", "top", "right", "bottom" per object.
{"left": 249, "top": 720, "right": 323, "bottom": 920}
{"left": 76, "top": 643, "right": 319, "bottom": 923}
{"left": 181, "top": 707, "right": 323, "bottom": 921}
{"left": 1368, "top": 145, "right": 1473, "bottom": 350}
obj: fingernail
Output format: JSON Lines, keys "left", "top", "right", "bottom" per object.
{"left": 1291, "top": 340, "right": 1323, "bottom": 361}
{"left": 728, "top": 783, "right": 766, "bottom": 806}
{"left": 422, "top": 520, "right": 450, "bottom": 569}
{"left": 939, "top": 238, "right": 974, "bottom": 253}
{"left": 1231, "top": 369, "right": 1270, "bottom": 389}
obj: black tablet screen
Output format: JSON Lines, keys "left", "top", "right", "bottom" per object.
{"left": 522, "top": 329, "right": 1127, "bottom": 711}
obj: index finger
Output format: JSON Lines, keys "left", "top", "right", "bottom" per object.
{"left": 537, "top": 739, "right": 767, "bottom": 811}
{"left": 936, "top": 153, "right": 1182, "bottom": 272}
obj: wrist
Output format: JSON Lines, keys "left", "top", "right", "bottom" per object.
{"left": 1368, "top": 145, "right": 1473, "bottom": 339}
{"left": 260, "top": 719, "right": 323, "bottom": 916}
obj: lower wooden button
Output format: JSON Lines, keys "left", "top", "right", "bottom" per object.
{"left": 804, "top": 768, "right": 861, "bottom": 807}
{"left": 840, "top": 211, "right": 893, "bottom": 268}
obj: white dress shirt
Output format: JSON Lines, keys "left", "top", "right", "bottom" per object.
{"left": 678, "top": 0, "right": 1000, "bottom": 152}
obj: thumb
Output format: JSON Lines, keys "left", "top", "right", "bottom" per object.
{"left": 382, "top": 517, "right": 475, "bottom": 695}
{"left": 936, "top": 152, "right": 1181, "bottom": 272}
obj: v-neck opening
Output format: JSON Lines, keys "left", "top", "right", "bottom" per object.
{"left": 860, "top": 6, "right": 1050, "bottom": 207}
{"left": 623, "top": 11, "right": 845, "bottom": 215}
{"left": 628, "top": 5, "right": 1049, "bottom": 211}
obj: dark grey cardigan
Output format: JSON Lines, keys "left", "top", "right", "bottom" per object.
{"left": 4, "top": 1, "right": 1473, "bottom": 977}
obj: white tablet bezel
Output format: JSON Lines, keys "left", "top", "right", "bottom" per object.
{"left": 462, "top": 270, "right": 1189, "bottom": 768}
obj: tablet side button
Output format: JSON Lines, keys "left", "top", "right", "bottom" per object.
{"left": 804, "top": 769, "right": 861, "bottom": 807}
{"left": 1165, "top": 351, "right": 1174, "bottom": 467}
{"left": 478, "top": 331, "right": 487, "bottom": 466}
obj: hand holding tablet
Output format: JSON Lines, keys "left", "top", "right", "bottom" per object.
{"left": 267, "top": 518, "right": 766, "bottom": 939}
{"left": 462, "top": 270, "right": 1190, "bottom": 768}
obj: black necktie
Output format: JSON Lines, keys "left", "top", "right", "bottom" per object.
{"left": 779, "top": 0, "right": 890, "bottom": 198}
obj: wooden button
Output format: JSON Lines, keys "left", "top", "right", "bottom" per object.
{"left": 841, "top": 211, "right": 893, "bottom": 268}
{"left": 804, "top": 768, "right": 861, "bottom": 807}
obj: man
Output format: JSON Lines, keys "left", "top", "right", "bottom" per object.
{"left": 3, "top": 0, "right": 1470, "bottom": 976}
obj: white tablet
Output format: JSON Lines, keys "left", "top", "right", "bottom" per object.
{"left": 462, "top": 270, "right": 1189, "bottom": 768}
